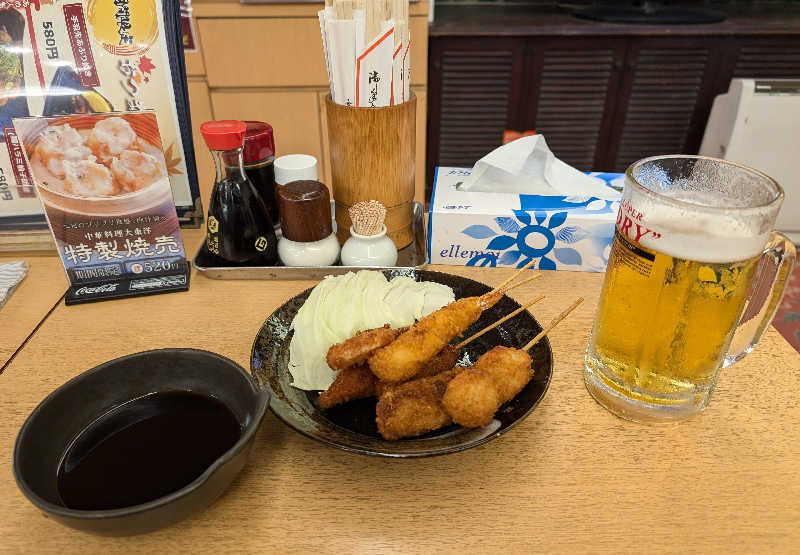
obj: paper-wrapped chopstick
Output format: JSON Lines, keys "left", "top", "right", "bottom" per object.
{"left": 319, "top": 0, "right": 410, "bottom": 107}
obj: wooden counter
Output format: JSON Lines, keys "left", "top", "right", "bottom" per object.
{"left": 1, "top": 229, "right": 799, "bottom": 553}
{"left": 0, "top": 254, "right": 67, "bottom": 368}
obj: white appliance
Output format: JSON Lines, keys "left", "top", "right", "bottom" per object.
{"left": 700, "top": 78, "right": 800, "bottom": 244}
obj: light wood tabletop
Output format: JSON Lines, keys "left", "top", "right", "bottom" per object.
{"left": 0, "top": 253, "right": 67, "bottom": 368}
{"left": 1, "top": 229, "right": 799, "bottom": 554}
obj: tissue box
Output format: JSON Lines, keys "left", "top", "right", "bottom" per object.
{"left": 428, "top": 167, "right": 623, "bottom": 272}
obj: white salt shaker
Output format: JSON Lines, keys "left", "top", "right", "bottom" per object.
{"left": 341, "top": 201, "right": 398, "bottom": 267}
{"left": 274, "top": 154, "right": 318, "bottom": 185}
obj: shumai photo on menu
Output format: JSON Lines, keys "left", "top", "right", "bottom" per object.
{"left": 12, "top": 111, "right": 185, "bottom": 279}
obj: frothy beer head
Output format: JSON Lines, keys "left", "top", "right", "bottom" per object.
{"left": 623, "top": 156, "right": 784, "bottom": 263}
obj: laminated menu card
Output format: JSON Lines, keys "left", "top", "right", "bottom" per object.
{"left": 0, "top": 0, "right": 200, "bottom": 229}
{"left": 14, "top": 111, "right": 189, "bottom": 304}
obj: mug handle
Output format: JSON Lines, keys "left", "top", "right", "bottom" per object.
{"left": 724, "top": 231, "right": 796, "bottom": 367}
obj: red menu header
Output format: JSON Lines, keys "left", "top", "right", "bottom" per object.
{"left": 63, "top": 4, "right": 100, "bottom": 88}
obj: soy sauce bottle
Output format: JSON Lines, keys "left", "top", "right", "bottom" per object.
{"left": 200, "top": 120, "right": 278, "bottom": 265}
{"left": 242, "top": 121, "right": 278, "bottom": 226}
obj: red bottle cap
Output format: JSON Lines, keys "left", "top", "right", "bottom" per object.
{"left": 200, "top": 120, "right": 247, "bottom": 151}
{"left": 243, "top": 121, "right": 275, "bottom": 164}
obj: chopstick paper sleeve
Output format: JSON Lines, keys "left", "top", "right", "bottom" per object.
{"left": 355, "top": 27, "right": 394, "bottom": 107}
{"left": 328, "top": 18, "right": 357, "bottom": 107}
{"left": 401, "top": 38, "right": 411, "bottom": 104}
{"left": 392, "top": 42, "right": 402, "bottom": 106}
{"left": 318, "top": 9, "right": 336, "bottom": 101}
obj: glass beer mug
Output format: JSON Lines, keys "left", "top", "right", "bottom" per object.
{"left": 585, "top": 155, "right": 796, "bottom": 423}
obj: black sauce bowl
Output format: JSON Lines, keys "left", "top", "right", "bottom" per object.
{"left": 13, "top": 348, "right": 269, "bottom": 536}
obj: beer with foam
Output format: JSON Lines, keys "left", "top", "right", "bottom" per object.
{"left": 585, "top": 156, "right": 796, "bottom": 423}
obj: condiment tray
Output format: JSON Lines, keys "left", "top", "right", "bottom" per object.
{"left": 193, "top": 201, "right": 427, "bottom": 280}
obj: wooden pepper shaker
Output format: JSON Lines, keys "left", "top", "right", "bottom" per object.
{"left": 277, "top": 180, "right": 340, "bottom": 266}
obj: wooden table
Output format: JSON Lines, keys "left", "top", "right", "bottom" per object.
{"left": 0, "top": 253, "right": 67, "bottom": 368}
{"left": 2, "top": 229, "right": 799, "bottom": 553}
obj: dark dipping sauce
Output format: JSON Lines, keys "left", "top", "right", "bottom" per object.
{"left": 244, "top": 161, "right": 278, "bottom": 224}
{"left": 57, "top": 391, "right": 242, "bottom": 511}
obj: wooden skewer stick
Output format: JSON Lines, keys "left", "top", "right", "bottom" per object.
{"left": 391, "top": 0, "right": 402, "bottom": 20}
{"left": 394, "top": 20, "right": 405, "bottom": 49}
{"left": 365, "top": 0, "right": 380, "bottom": 42}
{"left": 392, "top": 0, "right": 404, "bottom": 47}
{"left": 335, "top": 0, "right": 353, "bottom": 19}
{"left": 523, "top": 297, "right": 584, "bottom": 351}
{"left": 498, "top": 273, "right": 542, "bottom": 294}
{"left": 490, "top": 258, "right": 538, "bottom": 294}
{"left": 456, "top": 295, "right": 545, "bottom": 349}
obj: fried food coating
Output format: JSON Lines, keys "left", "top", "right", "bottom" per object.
{"left": 317, "top": 364, "right": 377, "bottom": 410}
{"left": 326, "top": 325, "right": 404, "bottom": 371}
{"left": 375, "top": 344, "right": 460, "bottom": 397}
{"left": 369, "top": 295, "right": 493, "bottom": 383}
{"left": 376, "top": 367, "right": 465, "bottom": 440}
{"left": 477, "top": 346, "right": 533, "bottom": 403}
{"left": 419, "top": 344, "right": 461, "bottom": 378}
{"left": 442, "top": 346, "right": 533, "bottom": 428}
{"left": 319, "top": 344, "right": 462, "bottom": 409}
{"left": 440, "top": 370, "right": 500, "bottom": 428}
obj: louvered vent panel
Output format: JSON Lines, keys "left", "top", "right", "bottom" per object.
{"left": 734, "top": 43, "right": 800, "bottom": 78}
{"left": 534, "top": 49, "right": 614, "bottom": 171}
{"left": 438, "top": 53, "right": 512, "bottom": 167}
{"left": 615, "top": 48, "right": 709, "bottom": 171}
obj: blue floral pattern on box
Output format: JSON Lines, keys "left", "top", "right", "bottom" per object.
{"left": 462, "top": 195, "right": 619, "bottom": 271}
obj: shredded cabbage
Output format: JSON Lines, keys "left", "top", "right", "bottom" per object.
{"left": 288, "top": 271, "right": 455, "bottom": 390}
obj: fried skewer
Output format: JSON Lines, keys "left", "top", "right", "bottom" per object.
{"left": 321, "top": 294, "right": 544, "bottom": 410}
{"left": 326, "top": 324, "right": 406, "bottom": 371}
{"left": 324, "top": 273, "right": 539, "bottom": 374}
{"left": 368, "top": 274, "right": 541, "bottom": 383}
{"left": 441, "top": 346, "right": 532, "bottom": 428}
{"left": 374, "top": 344, "right": 460, "bottom": 396}
{"left": 318, "top": 364, "right": 377, "bottom": 409}
{"left": 376, "top": 366, "right": 466, "bottom": 440}
{"left": 325, "top": 263, "right": 539, "bottom": 378}
{"left": 442, "top": 298, "right": 585, "bottom": 428}
{"left": 319, "top": 344, "right": 461, "bottom": 409}
{"left": 368, "top": 295, "right": 501, "bottom": 382}
{"left": 373, "top": 295, "right": 549, "bottom": 439}
{"left": 375, "top": 344, "right": 539, "bottom": 440}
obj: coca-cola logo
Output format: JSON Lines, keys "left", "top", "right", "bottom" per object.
{"left": 74, "top": 283, "right": 119, "bottom": 295}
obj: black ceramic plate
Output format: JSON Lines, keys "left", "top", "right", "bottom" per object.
{"left": 250, "top": 270, "right": 553, "bottom": 458}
